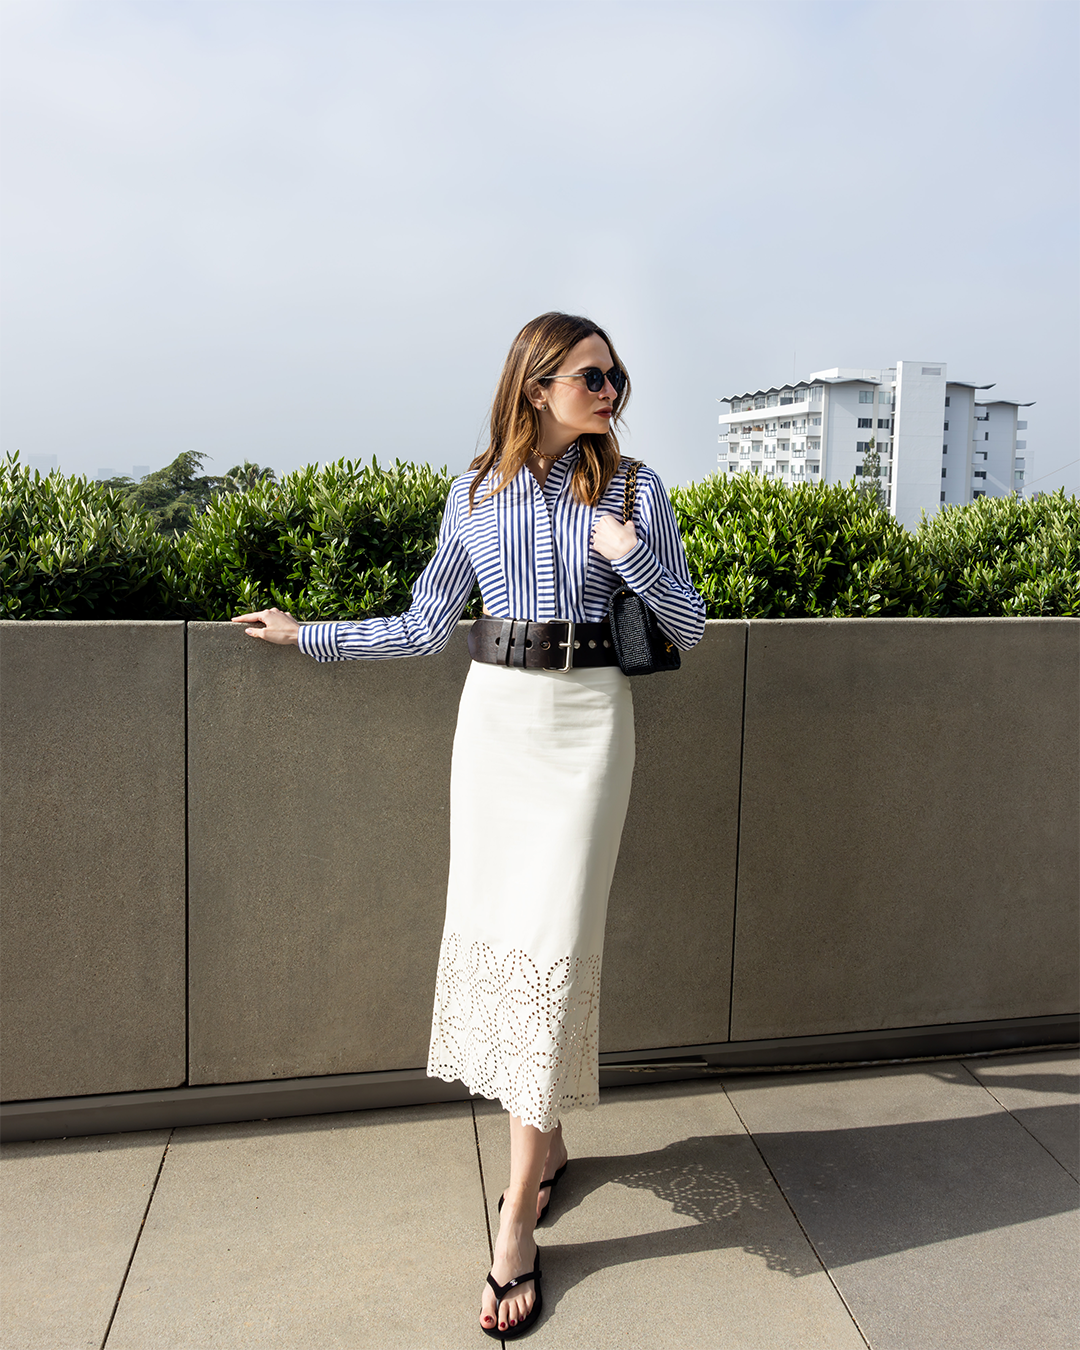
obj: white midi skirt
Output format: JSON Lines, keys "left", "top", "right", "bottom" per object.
{"left": 426, "top": 659, "right": 636, "bottom": 1133}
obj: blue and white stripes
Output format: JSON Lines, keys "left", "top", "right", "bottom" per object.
{"left": 297, "top": 447, "right": 705, "bottom": 663}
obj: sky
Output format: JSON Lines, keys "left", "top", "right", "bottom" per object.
{"left": 2, "top": 0, "right": 1077, "bottom": 496}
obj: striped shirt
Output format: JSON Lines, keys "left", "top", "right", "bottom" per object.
{"left": 298, "top": 447, "right": 705, "bottom": 662}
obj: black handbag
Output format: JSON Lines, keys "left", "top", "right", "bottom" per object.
{"left": 606, "top": 460, "right": 681, "bottom": 677}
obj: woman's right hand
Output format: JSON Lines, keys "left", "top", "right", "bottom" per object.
{"left": 231, "top": 607, "right": 301, "bottom": 645}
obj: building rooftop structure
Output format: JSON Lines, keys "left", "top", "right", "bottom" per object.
{"left": 718, "top": 361, "right": 1033, "bottom": 528}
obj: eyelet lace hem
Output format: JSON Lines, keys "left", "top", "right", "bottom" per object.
{"left": 426, "top": 933, "right": 603, "bottom": 1134}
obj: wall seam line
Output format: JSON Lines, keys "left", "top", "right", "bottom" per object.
{"left": 726, "top": 620, "right": 750, "bottom": 1042}
{"left": 183, "top": 622, "right": 190, "bottom": 1086}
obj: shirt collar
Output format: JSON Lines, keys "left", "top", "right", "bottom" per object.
{"left": 545, "top": 442, "right": 580, "bottom": 484}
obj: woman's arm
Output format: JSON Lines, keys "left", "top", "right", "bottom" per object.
{"left": 232, "top": 479, "right": 477, "bottom": 661}
{"left": 591, "top": 468, "right": 705, "bottom": 651}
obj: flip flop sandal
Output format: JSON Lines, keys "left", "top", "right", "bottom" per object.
{"left": 481, "top": 1259, "right": 543, "bottom": 1340}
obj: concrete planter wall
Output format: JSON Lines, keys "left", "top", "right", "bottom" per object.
{"left": 2, "top": 618, "right": 1077, "bottom": 1132}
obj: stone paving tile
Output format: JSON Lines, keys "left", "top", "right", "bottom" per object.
{"left": 961, "top": 1048, "right": 1079, "bottom": 1180}
{"left": 724, "top": 1061, "right": 1080, "bottom": 1350}
{"left": 0, "top": 1129, "right": 170, "bottom": 1350}
{"left": 102, "top": 1103, "right": 489, "bottom": 1350}
{"left": 475, "top": 1081, "right": 868, "bottom": 1349}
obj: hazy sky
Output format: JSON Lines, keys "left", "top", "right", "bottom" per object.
{"left": 2, "top": 0, "right": 1077, "bottom": 495}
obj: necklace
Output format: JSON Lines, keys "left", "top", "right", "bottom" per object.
{"left": 530, "top": 447, "right": 565, "bottom": 463}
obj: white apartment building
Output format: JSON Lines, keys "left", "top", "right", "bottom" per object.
{"left": 718, "top": 361, "right": 1033, "bottom": 530}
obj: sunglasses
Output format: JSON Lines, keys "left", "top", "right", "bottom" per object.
{"left": 540, "top": 365, "right": 627, "bottom": 396}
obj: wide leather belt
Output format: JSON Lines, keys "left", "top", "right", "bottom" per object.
{"left": 467, "top": 617, "right": 619, "bottom": 671}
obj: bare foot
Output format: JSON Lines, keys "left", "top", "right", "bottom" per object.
{"left": 480, "top": 1195, "right": 539, "bottom": 1334}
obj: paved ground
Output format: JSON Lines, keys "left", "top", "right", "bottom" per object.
{"left": 1, "top": 1049, "right": 1076, "bottom": 1350}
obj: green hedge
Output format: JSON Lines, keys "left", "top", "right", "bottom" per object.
{"left": 915, "top": 490, "right": 1080, "bottom": 616}
{"left": 671, "top": 473, "right": 942, "bottom": 616}
{"left": 2, "top": 452, "right": 1077, "bottom": 620}
{"left": 177, "top": 459, "right": 460, "bottom": 620}
{"left": 0, "top": 457, "right": 181, "bottom": 619}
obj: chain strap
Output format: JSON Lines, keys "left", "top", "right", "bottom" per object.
{"left": 622, "top": 459, "right": 641, "bottom": 525}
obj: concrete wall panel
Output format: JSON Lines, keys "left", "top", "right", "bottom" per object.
{"left": 0, "top": 621, "right": 186, "bottom": 1099}
{"left": 600, "top": 623, "right": 745, "bottom": 1052}
{"left": 730, "top": 618, "right": 1080, "bottom": 1041}
{"left": 186, "top": 623, "right": 471, "bottom": 1084}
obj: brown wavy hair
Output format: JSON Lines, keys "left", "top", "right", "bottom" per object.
{"left": 468, "top": 312, "right": 631, "bottom": 510}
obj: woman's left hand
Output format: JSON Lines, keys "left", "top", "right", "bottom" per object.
{"left": 591, "top": 513, "right": 638, "bottom": 561}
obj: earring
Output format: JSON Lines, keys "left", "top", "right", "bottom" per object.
{"left": 539, "top": 404, "right": 547, "bottom": 412}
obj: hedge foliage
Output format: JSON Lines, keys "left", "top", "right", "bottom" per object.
{"left": 178, "top": 458, "right": 460, "bottom": 620}
{"left": 2, "top": 451, "right": 1077, "bottom": 620}
{"left": 671, "top": 473, "right": 941, "bottom": 616}
{"left": 0, "top": 455, "right": 181, "bottom": 619}
{"left": 915, "top": 489, "right": 1080, "bottom": 616}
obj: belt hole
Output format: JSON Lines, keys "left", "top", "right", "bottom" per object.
{"left": 573, "top": 640, "right": 580, "bottom": 649}
{"left": 525, "top": 639, "right": 532, "bottom": 648}
{"left": 588, "top": 639, "right": 597, "bottom": 648}
{"left": 603, "top": 639, "right": 610, "bottom": 647}
{"left": 540, "top": 641, "right": 550, "bottom": 649}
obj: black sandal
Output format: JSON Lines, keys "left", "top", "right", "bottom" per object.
{"left": 497, "top": 1162, "right": 568, "bottom": 1225}
{"left": 481, "top": 1259, "right": 543, "bottom": 1340}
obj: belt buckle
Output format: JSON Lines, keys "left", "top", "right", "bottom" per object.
{"left": 553, "top": 618, "right": 575, "bottom": 671}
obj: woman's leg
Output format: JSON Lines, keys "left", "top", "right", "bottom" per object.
{"left": 480, "top": 1114, "right": 549, "bottom": 1333}
{"left": 499, "top": 1119, "right": 569, "bottom": 1221}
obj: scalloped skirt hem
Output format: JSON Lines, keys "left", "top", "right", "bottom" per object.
{"left": 424, "top": 1063, "right": 600, "bottom": 1134}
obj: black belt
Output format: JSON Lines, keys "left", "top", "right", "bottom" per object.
{"left": 467, "top": 617, "right": 619, "bottom": 670}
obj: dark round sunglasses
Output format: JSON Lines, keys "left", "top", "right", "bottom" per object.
{"left": 540, "top": 365, "right": 627, "bottom": 396}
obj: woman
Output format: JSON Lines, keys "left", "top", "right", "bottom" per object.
{"left": 233, "top": 312, "right": 705, "bottom": 1338}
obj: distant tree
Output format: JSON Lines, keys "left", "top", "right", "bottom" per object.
{"left": 124, "top": 451, "right": 222, "bottom": 536}
{"left": 860, "top": 436, "right": 885, "bottom": 508}
{"left": 219, "top": 461, "right": 277, "bottom": 493}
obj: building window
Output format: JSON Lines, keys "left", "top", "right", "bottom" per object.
{"left": 943, "top": 421, "right": 949, "bottom": 431}
{"left": 973, "top": 490, "right": 985, "bottom": 499}
{"left": 941, "top": 467, "right": 947, "bottom": 478}
{"left": 974, "top": 471, "right": 987, "bottom": 479}
{"left": 856, "top": 441, "right": 871, "bottom": 452}
{"left": 859, "top": 390, "right": 874, "bottom": 403}
{"left": 942, "top": 445, "right": 948, "bottom": 454}
{"left": 922, "top": 367, "right": 941, "bottom": 376}
{"left": 945, "top": 396, "right": 951, "bottom": 407}
{"left": 858, "top": 417, "right": 873, "bottom": 428}
{"left": 985, "top": 432, "right": 989, "bottom": 441}
{"left": 1015, "top": 471, "right": 1025, "bottom": 483}
{"left": 940, "top": 492, "right": 946, "bottom": 502}
{"left": 878, "top": 419, "right": 890, "bottom": 429}
{"left": 809, "top": 463, "right": 820, "bottom": 474}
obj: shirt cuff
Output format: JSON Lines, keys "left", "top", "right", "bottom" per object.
{"left": 611, "top": 540, "right": 664, "bottom": 595}
{"left": 297, "top": 622, "right": 343, "bottom": 662}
